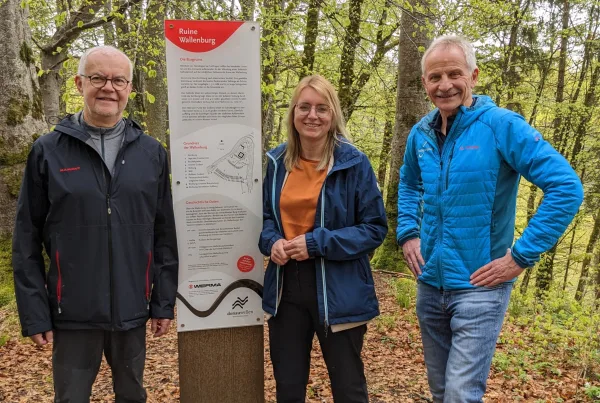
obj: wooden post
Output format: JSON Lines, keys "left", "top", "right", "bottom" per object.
{"left": 178, "top": 326, "right": 264, "bottom": 403}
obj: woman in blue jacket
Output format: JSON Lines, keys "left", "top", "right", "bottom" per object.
{"left": 259, "top": 75, "right": 387, "bottom": 402}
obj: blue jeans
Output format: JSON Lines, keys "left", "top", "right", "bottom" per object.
{"left": 416, "top": 281, "right": 512, "bottom": 403}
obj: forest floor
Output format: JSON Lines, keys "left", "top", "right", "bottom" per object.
{"left": 0, "top": 272, "right": 597, "bottom": 402}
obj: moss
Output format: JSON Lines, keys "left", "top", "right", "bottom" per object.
{"left": 6, "top": 94, "right": 31, "bottom": 127}
{"left": 19, "top": 42, "right": 34, "bottom": 66}
{"left": 30, "top": 79, "right": 44, "bottom": 121}
{"left": 0, "top": 167, "right": 24, "bottom": 198}
{"left": 371, "top": 233, "right": 407, "bottom": 272}
{"left": 0, "top": 234, "right": 13, "bottom": 308}
{"left": 0, "top": 144, "right": 30, "bottom": 166}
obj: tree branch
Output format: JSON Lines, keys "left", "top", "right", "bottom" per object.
{"left": 42, "top": 0, "right": 142, "bottom": 52}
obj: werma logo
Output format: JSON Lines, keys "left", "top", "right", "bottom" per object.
{"left": 60, "top": 167, "right": 81, "bottom": 172}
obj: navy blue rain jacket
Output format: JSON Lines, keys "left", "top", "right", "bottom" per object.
{"left": 259, "top": 139, "right": 387, "bottom": 328}
{"left": 12, "top": 116, "right": 178, "bottom": 337}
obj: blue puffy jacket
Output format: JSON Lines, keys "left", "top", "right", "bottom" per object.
{"left": 396, "top": 96, "right": 583, "bottom": 290}
{"left": 259, "top": 139, "right": 387, "bottom": 329}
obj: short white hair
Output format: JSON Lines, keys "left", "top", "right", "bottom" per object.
{"left": 77, "top": 46, "right": 133, "bottom": 80}
{"left": 421, "top": 35, "right": 477, "bottom": 74}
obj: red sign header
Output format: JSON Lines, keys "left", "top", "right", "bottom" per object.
{"left": 164, "top": 20, "right": 244, "bottom": 52}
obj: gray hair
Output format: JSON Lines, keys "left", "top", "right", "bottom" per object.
{"left": 77, "top": 46, "right": 134, "bottom": 80}
{"left": 421, "top": 35, "right": 477, "bottom": 74}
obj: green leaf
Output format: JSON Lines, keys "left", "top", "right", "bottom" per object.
{"left": 146, "top": 92, "right": 156, "bottom": 104}
{"left": 77, "top": 21, "right": 84, "bottom": 28}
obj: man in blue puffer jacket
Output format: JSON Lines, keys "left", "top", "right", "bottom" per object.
{"left": 397, "top": 36, "right": 583, "bottom": 402}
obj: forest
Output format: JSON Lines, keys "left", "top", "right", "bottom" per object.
{"left": 0, "top": 0, "right": 599, "bottom": 401}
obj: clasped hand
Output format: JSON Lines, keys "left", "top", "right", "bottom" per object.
{"left": 271, "top": 236, "right": 309, "bottom": 265}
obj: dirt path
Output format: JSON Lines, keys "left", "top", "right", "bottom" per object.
{"left": 0, "top": 273, "right": 593, "bottom": 402}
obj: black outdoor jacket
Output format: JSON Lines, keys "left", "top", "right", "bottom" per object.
{"left": 12, "top": 116, "right": 178, "bottom": 337}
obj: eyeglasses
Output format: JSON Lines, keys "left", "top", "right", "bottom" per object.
{"left": 80, "top": 75, "right": 130, "bottom": 91}
{"left": 295, "top": 103, "right": 331, "bottom": 118}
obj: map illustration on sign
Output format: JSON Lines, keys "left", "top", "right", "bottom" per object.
{"left": 207, "top": 135, "right": 255, "bottom": 193}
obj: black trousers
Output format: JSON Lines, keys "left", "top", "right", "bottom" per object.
{"left": 52, "top": 326, "right": 147, "bottom": 403}
{"left": 268, "top": 259, "right": 369, "bottom": 403}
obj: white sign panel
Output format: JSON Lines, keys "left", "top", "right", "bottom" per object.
{"left": 165, "top": 20, "right": 263, "bottom": 332}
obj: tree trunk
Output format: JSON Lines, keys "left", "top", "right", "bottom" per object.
{"left": 300, "top": 0, "right": 320, "bottom": 78}
{"left": 39, "top": 48, "right": 68, "bottom": 122}
{"left": 376, "top": 117, "right": 394, "bottom": 191}
{"left": 535, "top": 244, "right": 556, "bottom": 297}
{"left": 535, "top": 0, "right": 572, "bottom": 292}
{"left": 371, "top": 0, "right": 432, "bottom": 271}
{"left": 594, "top": 247, "right": 600, "bottom": 306}
{"left": 0, "top": 0, "right": 48, "bottom": 236}
{"left": 143, "top": 2, "right": 168, "bottom": 144}
{"left": 337, "top": 0, "right": 363, "bottom": 120}
{"left": 551, "top": 0, "right": 570, "bottom": 145}
{"left": 240, "top": 0, "right": 256, "bottom": 20}
{"left": 575, "top": 214, "right": 600, "bottom": 302}
{"left": 338, "top": 0, "right": 398, "bottom": 121}
{"left": 103, "top": 0, "right": 117, "bottom": 45}
{"left": 563, "top": 220, "right": 579, "bottom": 291}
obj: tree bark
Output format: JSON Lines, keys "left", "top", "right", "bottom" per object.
{"left": 240, "top": 0, "right": 256, "bottom": 20}
{"left": 0, "top": 0, "right": 48, "bottom": 236}
{"left": 371, "top": 0, "right": 432, "bottom": 271}
{"left": 337, "top": 0, "right": 398, "bottom": 121}
{"left": 576, "top": 214, "right": 600, "bottom": 302}
{"left": 300, "top": 0, "right": 320, "bottom": 78}
{"left": 376, "top": 117, "right": 394, "bottom": 191}
{"left": 143, "top": 1, "right": 168, "bottom": 144}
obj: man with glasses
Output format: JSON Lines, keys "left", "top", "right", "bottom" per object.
{"left": 12, "top": 45, "right": 178, "bottom": 402}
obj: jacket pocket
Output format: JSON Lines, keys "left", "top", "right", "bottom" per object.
{"left": 358, "top": 256, "right": 373, "bottom": 285}
{"left": 55, "top": 249, "right": 63, "bottom": 314}
{"left": 110, "top": 225, "right": 154, "bottom": 323}
{"left": 326, "top": 258, "right": 378, "bottom": 321}
{"left": 48, "top": 228, "right": 111, "bottom": 324}
{"left": 145, "top": 251, "right": 152, "bottom": 310}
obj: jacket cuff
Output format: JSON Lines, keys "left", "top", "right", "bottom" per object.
{"left": 305, "top": 232, "right": 319, "bottom": 257}
{"left": 397, "top": 231, "right": 419, "bottom": 247}
{"left": 511, "top": 247, "right": 531, "bottom": 269}
{"left": 150, "top": 304, "right": 175, "bottom": 319}
{"left": 22, "top": 322, "right": 53, "bottom": 338}
{"left": 268, "top": 234, "right": 284, "bottom": 256}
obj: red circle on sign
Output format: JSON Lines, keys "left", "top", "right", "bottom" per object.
{"left": 237, "top": 256, "right": 255, "bottom": 272}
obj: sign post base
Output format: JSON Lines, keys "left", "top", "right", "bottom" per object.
{"left": 178, "top": 326, "right": 265, "bottom": 402}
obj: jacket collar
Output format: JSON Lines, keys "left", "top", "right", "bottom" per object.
{"left": 417, "top": 95, "right": 496, "bottom": 135}
{"left": 55, "top": 114, "right": 143, "bottom": 145}
{"left": 266, "top": 136, "right": 361, "bottom": 172}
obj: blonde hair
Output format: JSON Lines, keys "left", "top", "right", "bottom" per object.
{"left": 284, "top": 75, "right": 350, "bottom": 172}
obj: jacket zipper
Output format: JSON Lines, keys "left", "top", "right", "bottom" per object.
{"left": 55, "top": 250, "right": 62, "bottom": 314}
{"left": 320, "top": 183, "right": 329, "bottom": 337}
{"left": 267, "top": 152, "right": 283, "bottom": 316}
{"left": 145, "top": 251, "right": 152, "bottom": 310}
{"left": 436, "top": 158, "right": 444, "bottom": 289}
{"left": 445, "top": 146, "right": 455, "bottom": 191}
{"left": 435, "top": 114, "right": 463, "bottom": 290}
{"left": 105, "top": 140, "right": 127, "bottom": 329}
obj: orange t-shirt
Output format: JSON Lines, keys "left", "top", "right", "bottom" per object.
{"left": 280, "top": 157, "right": 328, "bottom": 240}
